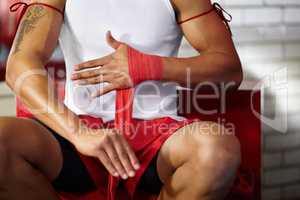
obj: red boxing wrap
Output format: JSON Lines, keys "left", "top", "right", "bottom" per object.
{"left": 128, "top": 47, "right": 164, "bottom": 86}
{"left": 108, "top": 47, "right": 164, "bottom": 200}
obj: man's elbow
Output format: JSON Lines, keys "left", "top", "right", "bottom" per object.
{"left": 226, "top": 57, "right": 243, "bottom": 90}
{"left": 5, "top": 56, "right": 26, "bottom": 91}
{"left": 221, "top": 59, "right": 243, "bottom": 90}
{"left": 234, "top": 59, "right": 243, "bottom": 88}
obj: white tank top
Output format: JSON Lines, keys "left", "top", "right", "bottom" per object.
{"left": 59, "top": 0, "right": 184, "bottom": 122}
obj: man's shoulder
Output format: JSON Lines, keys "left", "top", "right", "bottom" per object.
{"left": 171, "top": 0, "right": 212, "bottom": 18}
{"left": 170, "top": 0, "right": 211, "bottom": 11}
{"left": 30, "top": 0, "right": 66, "bottom": 11}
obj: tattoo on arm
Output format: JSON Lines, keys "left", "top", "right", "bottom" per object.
{"left": 13, "top": 6, "right": 46, "bottom": 54}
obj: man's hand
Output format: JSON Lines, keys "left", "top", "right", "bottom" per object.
{"left": 71, "top": 31, "right": 133, "bottom": 97}
{"left": 72, "top": 127, "right": 140, "bottom": 179}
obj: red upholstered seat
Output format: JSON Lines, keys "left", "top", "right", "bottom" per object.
{"left": 16, "top": 64, "right": 261, "bottom": 200}
{"left": 0, "top": 0, "right": 29, "bottom": 81}
{"left": 178, "top": 89, "right": 261, "bottom": 200}
{"left": 0, "top": 59, "right": 5, "bottom": 81}
{"left": 0, "top": 0, "right": 21, "bottom": 47}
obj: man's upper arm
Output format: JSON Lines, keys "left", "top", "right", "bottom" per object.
{"left": 172, "top": 0, "right": 237, "bottom": 55}
{"left": 9, "top": 0, "right": 65, "bottom": 63}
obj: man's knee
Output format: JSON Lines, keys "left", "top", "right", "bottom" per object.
{"left": 0, "top": 118, "right": 24, "bottom": 155}
{"left": 194, "top": 137, "right": 241, "bottom": 173}
{"left": 0, "top": 118, "right": 38, "bottom": 185}
{"left": 0, "top": 118, "right": 62, "bottom": 182}
{"left": 0, "top": 118, "right": 12, "bottom": 145}
{"left": 188, "top": 122, "right": 241, "bottom": 187}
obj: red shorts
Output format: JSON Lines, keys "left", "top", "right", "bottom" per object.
{"left": 16, "top": 100, "right": 200, "bottom": 198}
{"left": 77, "top": 115, "right": 200, "bottom": 197}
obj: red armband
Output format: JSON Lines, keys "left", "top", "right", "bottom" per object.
{"left": 178, "top": 3, "right": 232, "bottom": 35}
{"left": 10, "top": 2, "right": 64, "bottom": 17}
{"left": 127, "top": 47, "right": 164, "bottom": 86}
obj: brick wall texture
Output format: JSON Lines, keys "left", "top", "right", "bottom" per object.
{"left": 208, "top": 1, "right": 300, "bottom": 200}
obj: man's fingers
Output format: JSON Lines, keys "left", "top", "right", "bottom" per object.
{"left": 120, "top": 136, "right": 140, "bottom": 170}
{"left": 98, "top": 151, "right": 119, "bottom": 177}
{"left": 73, "top": 66, "right": 114, "bottom": 81}
{"left": 106, "top": 31, "right": 122, "bottom": 50}
{"left": 104, "top": 139, "right": 128, "bottom": 179}
{"left": 91, "top": 84, "right": 117, "bottom": 97}
{"left": 74, "top": 55, "right": 112, "bottom": 70}
{"left": 113, "top": 135, "right": 136, "bottom": 177}
{"left": 75, "top": 75, "right": 113, "bottom": 85}
{"left": 72, "top": 67, "right": 103, "bottom": 80}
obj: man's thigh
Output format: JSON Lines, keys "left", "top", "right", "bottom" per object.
{"left": 0, "top": 117, "right": 63, "bottom": 181}
{"left": 156, "top": 120, "right": 240, "bottom": 183}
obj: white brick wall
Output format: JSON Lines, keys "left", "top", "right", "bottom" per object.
{"left": 284, "top": 149, "right": 300, "bottom": 165}
{"left": 263, "top": 152, "right": 282, "bottom": 169}
{"left": 264, "top": 168, "right": 300, "bottom": 186}
{"left": 181, "top": 1, "right": 300, "bottom": 199}
{"left": 283, "top": 184, "right": 300, "bottom": 199}
{"left": 265, "top": 133, "right": 300, "bottom": 151}
{"left": 284, "top": 8, "right": 300, "bottom": 24}
{"left": 0, "top": 83, "right": 15, "bottom": 116}
{"left": 262, "top": 188, "right": 281, "bottom": 200}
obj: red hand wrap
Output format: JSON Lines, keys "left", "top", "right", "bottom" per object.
{"left": 128, "top": 46, "right": 164, "bottom": 86}
{"left": 108, "top": 47, "right": 163, "bottom": 200}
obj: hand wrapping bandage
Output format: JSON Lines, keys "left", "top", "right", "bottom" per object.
{"left": 109, "top": 47, "right": 164, "bottom": 200}
{"left": 127, "top": 46, "right": 164, "bottom": 86}
{"left": 115, "top": 46, "right": 164, "bottom": 135}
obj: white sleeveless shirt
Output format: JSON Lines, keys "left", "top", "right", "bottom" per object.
{"left": 59, "top": 0, "right": 184, "bottom": 122}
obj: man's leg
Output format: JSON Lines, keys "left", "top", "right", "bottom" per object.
{"left": 0, "top": 117, "right": 63, "bottom": 200}
{"left": 157, "top": 121, "right": 241, "bottom": 200}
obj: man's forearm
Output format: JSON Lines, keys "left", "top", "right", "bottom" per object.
{"left": 162, "top": 52, "right": 243, "bottom": 89}
{"left": 6, "top": 56, "right": 82, "bottom": 143}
